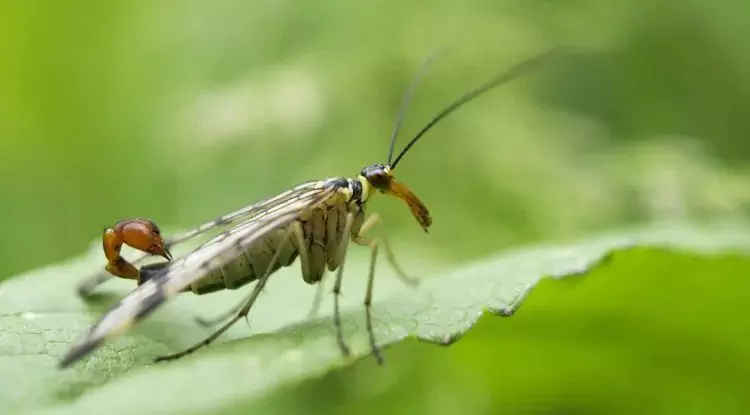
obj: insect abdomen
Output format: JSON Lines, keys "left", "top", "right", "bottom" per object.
{"left": 189, "top": 227, "right": 298, "bottom": 295}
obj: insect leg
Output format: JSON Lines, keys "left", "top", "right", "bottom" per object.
{"left": 77, "top": 251, "right": 154, "bottom": 297}
{"left": 307, "top": 277, "right": 326, "bottom": 318}
{"left": 287, "top": 220, "right": 324, "bottom": 319}
{"left": 153, "top": 234, "right": 290, "bottom": 363}
{"left": 332, "top": 212, "right": 356, "bottom": 358}
{"left": 76, "top": 269, "right": 118, "bottom": 297}
{"left": 194, "top": 298, "right": 247, "bottom": 327}
{"left": 356, "top": 228, "right": 384, "bottom": 365}
{"left": 350, "top": 213, "right": 420, "bottom": 365}
{"left": 356, "top": 213, "right": 418, "bottom": 287}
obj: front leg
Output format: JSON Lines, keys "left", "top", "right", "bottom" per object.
{"left": 353, "top": 213, "right": 418, "bottom": 287}
{"left": 351, "top": 213, "right": 420, "bottom": 366}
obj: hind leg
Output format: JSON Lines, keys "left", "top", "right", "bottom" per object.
{"left": 153, "top": 233, "right": 291, "bottom": 363}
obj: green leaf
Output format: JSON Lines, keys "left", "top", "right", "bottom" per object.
{"left": 1, "top": 221, "right": 749, "bottom": 415}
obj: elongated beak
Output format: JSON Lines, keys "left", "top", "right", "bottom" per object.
{"left": 162, "top": 246, "right": 173, "bottom": 261}
{"left": 387, "top": 180, "right": 432, "bottom": 232}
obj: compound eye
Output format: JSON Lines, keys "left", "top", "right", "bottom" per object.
{"left": 367, "top": 170, "right": 390, "bottom": 189}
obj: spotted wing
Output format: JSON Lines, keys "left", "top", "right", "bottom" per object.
{"left": 76, "top": 180, "right": 324, "bottom": 295}
{"left": 60, "top": 182, "right": 338, "bottom": 368}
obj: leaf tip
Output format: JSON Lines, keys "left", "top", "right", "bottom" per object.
{"left": 438, "top": 333, "right": 462, "bottom": 346}
{"left": 499, "top": 306, "right": 517, "bottom": 317}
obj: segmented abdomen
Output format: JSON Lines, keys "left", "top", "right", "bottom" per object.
{"left": 189, "top": 225, "right": 298, "bottom": 294}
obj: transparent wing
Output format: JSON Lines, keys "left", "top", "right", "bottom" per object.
{"left": 163, "top": 180, "right": 323, "bottom": 246}
{"left": 60, "top": 182, "right": 337, "bottom": 368}
{"left": 76, "top": 180, "right": 324, "bottom": 295}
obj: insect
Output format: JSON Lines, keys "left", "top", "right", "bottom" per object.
{"left": 59, "top": 49, "right": 559, "bottom": 369}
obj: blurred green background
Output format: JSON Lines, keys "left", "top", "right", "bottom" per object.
{"left": 2, "top": 0, "right": 750, "bottom": 413}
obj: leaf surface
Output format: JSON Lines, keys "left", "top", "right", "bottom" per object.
{"left": 1, "top": 221, "right": 749, "bottom": 415}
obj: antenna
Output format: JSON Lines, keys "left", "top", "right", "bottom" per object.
{"left": 387, "top": 50, "right": 446, "bottom": 165}
{"left": 390, "top": 48, "right": 562, "bottom": 169}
